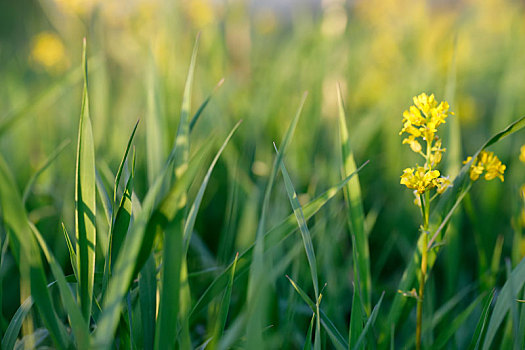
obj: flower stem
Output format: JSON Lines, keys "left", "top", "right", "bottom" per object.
{"left": 416, "top": 192, "right": 430, "bottom": 350}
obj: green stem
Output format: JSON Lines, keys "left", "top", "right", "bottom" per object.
{"left": 416, "top": 191, "right": 430, "bottom": 350}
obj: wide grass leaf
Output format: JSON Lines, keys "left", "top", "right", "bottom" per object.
{"left": 75, "top": 38, "right": 96, "bottom": 321}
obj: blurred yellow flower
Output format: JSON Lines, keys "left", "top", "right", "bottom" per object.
{"left": 400, "top": 166, "right": 441, "bottom": 194}
{"left": 520, "top": 145, "right": 525, "bottom": 163}
{"left": 185, "top": 0, "right": 214, "bottom": 28}
{"left": 464, "top": 150, "right": 506, "bottom": 182}
{"left": 30, "top": 32, "right": 67, "bottom": 71}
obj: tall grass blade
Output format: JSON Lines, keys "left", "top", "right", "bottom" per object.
{"left": 468, "top": 290, "right": 495, "bottom": 350}
{"left": 62, "top": 223, "right": 78, "bottom": 281}
{"left": 276, "top": 144, "right": 321, "bottom": 348}
{"left": 75, "top": 38, "right": 96, "bottom": 321}
{"left": 146, "top": 53, "right": 165, "bottom": 186}
{"left": 22, "top": 139, "right": 70, "bottom": 204}
{"left": 183, "top": 120, "right": 242, "bottom": 253}
{"left": 352, "top": 292, "right": 384, "bottom": 350}
{"left": 139, "top": 255, "right": 157, "bottom": 350}
{"left": 337, "top": 85, "right": 371, "bottom": 312}
{"left": 482, "top": 256, "right": 525, "bottom": 349}
{"left": 209, "top": 252, "right": 239, "bottom": 350}
{"left": 303, "top": 313, "right": 316, "bottom": 350}
{"left": 189, "top": 78, "right": 224, "bottom": 132}
{"left": 433, "top": 293, "right": 485, "bottom": 349}
{"left": 286, "top": 275, "right": 348, "bottom": 350}
{"left": 31, "top": 223, "right": 90, "bottom": 349}
{"left": 2, "top": 296, "right": 33, "bottom": 350}
{"left": 0, "top": 154, "right": 68, "bottom": 349}
{"left": 246, "top": 92, "right": 307, "bottom": 349}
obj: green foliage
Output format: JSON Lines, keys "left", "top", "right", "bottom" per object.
{"left": 2, "top": 2, "right": 525, "bottom": 349}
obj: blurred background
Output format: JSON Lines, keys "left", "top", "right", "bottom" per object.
{"left": 1, "top": 0, "right": 525, "bottom": 347}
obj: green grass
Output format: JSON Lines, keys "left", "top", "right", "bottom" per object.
{"left": 2, "top": 1, "right": 525, "bottom": 349}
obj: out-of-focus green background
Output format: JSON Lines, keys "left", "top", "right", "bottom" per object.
{"left": 1, "top": 0, "right": 525, "bottom": 347}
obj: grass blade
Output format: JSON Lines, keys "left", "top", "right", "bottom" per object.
{"left": 189, "top": 162, "right": 368, "bottom": 320}
{"left": 183, "top": 120, "right": 242, "bottom": 253}
{"left": 189, "top": 78, "right": 224, "bottom": 132}
{"left": 209, "top": 252, "right": 239, "bottom": 350}
{"left": 0, "top": 154, "right": 68, "bottom": 349}
{"left": 114, "top": 119, "right": 139, "bottom": 204}
{"left": 275, "top": 144, "right": 321, "bottom": 348}
{"left": 75, "top": 38, "right": 96, "bottom": 321}
{"left": 337, "top": 85, "right": 371, "bottom": 312}
{"left": 62, "top": 223, "right": 78, "bottom": 281}
{"left": 352, "top": 292, "right": 385, "bottom": 350}
{"left": 139, "top": 255, "right": 157, "bottom": 350}
{"left": 468, "top": 290, "right": 495, "bottom": 350}
{"left": 22, "top": 139, "right": 70, "bottom": 204}
{"left": 286, "top": 275, "right": 348, "bottom": 350}
{"left": 246, "top": 92, "right": 308, "bottom": 349}
{"left": 146, "top": 53, "right": 165, "bottom": 186}
{"left": 31, "top": 223, "right": 90, "bottom": 349}
{"left": 434, "top": 293, "right": 485, "bottom": 350}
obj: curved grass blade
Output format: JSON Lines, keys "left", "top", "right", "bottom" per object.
{"left": 337, "top": 84, "right": 370, "bottom": 312}
{"left": 303, "top": 313, "right": 315, "bottom": 350}
{"left": 352, "top": 292, "right": 384, "bottom": 350}
{"left": 31, "top": 223, "right": 90, "bottom": 349}
{"left": 75, "top": 38, "right": 96, "bottom": 321}
{"left": 95, "top": 168, "right": 113, "bottom": 227}
{"left": 275, "top": 144, "right": 321, "bottom": 349}
{"left": 22, "top": 139, "right": 70, "bottom": 204}
{"left": 433, "top": 293, "right": 485, "bottom": 350}
{"left": 2, "top": 294, "right": 33, "bottom": 350}
{"left": 482, "top": 257, "right": 525, "bottom": 350}
{"left": 246, "top": 92, "right": 307, "bottom": 349}
{"left": 468, "top": 290, "right": 495, "bottom": 350}
{"left": 0, "top": 154, "right": 69, "bottom": 349}
{"left": 208, "top": 252, "right": 239, "bottom": 350}
{"left": 189, "top": 162, "right": 368, "bottom": 320}
{"left": 189, "top": 78, "right": 224, "bottom": 132}
{"left": 183, "top": 120, "right": 242, "bottom": 253}
{"left": 114, "top": 119, "right": 139, "bottom": 204}
{"left": 110, "top": 149, "right": 135, "bottom": 269}
{"left": 62, "top": 223, "right": 78, "bottom": 281}
{"left": 286, "top": 275, "right": 348, "bottom": 350}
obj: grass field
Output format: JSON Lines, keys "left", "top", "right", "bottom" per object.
{"left": 1, "top": 0, "right": 525, "bottom": 348}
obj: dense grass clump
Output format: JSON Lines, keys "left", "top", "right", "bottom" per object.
{"left": 1, "top": 1, "right": 525, "bottom": 349}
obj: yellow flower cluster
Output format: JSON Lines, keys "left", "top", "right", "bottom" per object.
{"left": 400, "top": 93, "right": 452, "bottom": 196}
{"left": 463, "top": 151, "right": 506, "bottom": 182}
{"left": 400, "top": 166, "right": 451, "bottom": 195}
{"left": 520, "top": 145, "right": 525, "bottom": 163}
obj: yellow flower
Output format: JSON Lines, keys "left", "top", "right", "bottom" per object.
{"left": 400, "top": 93, "right": 451, "bottom": 152}
{"left": 30, "top": 32, "right": 67, "bottom": 71}
{"left": 435, "top": 176, "right": 452, "bottom": 194}
{"left": 463, "top": 151, "right": 505, "bottom": 182}
{"left": 400, "top": 166, "right": 441, "bottom": 194}
{"left": 402, "top": 136, "right": 422, "bottom": 153}
{"left": 520, "top": 145, "right": 525, "bottom": 163}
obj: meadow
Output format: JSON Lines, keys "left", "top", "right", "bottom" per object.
{"left": 1, "top": 0, "right": 525, "bottom": 348}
